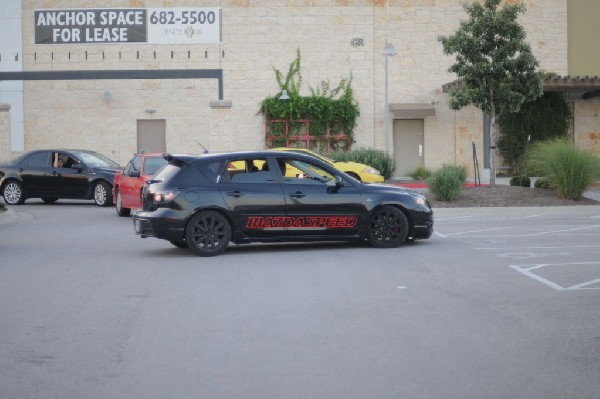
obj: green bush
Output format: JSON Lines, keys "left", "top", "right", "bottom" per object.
{"left": 526, "top": 138, "right": 600, "bottom": 200}
{"left": 329, "top": 148, "right": 395, "bottom": 180}
{"left": 534, "top": 177, "right": 551, "bottom": 189}
{"left": 509, "top": 176, "right": 531, "bottom": 187}
{"left": 427, "top": 166, "right": 464, "bottom": 201}
{"left": 407, "top": 165, "right": 432, "bottom": 181}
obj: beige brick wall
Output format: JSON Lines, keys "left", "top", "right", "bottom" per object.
{"left": 0, "top": 105, "right": 11, "bottom": 163}
{"left": 13, "top": 0, "right": 592, "bottom": 175}
{"left": 574, "top": 101, "right": 600, "bottom": 157}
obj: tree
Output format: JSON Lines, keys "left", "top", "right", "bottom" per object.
{"left": 438, "top": 0, "right": 543, "bottom": 186}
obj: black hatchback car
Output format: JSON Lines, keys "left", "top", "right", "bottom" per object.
{"left": 0, "top": 149, "right": 120, "bottom": 206}
{"left": 133, "top": 151, "right": 433, "bottom": 256}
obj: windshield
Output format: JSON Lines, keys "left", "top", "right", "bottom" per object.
{"left": 285, "top": 149, "right": 336, "bottom": 164}
{"left": 72, "top": 151, "right": 120, "bottom": 168}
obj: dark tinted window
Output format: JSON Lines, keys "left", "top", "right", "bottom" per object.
{"left": 153, "top": 164, "right": 182, "bottom": 183}
{"left": 172, "top": 161, "right": 224, "bottom": 186}
{"left": 26, "top": 152, "right": 49, "bottom": 167}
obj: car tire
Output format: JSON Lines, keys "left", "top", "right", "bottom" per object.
{"left": 41, "top": 196, "right": 59, "bottom": 204}
{"left": 367, "top": 206, "right": 409, "bottom": 248}
{"left": 2, "top": 181, "right": 26, "bottom": 205}
{"left": 94, "top": 181, "right": 113, "bottom": 207}
{"left": 170, "top": 240, "right": 188, "bottom": 249}
{"left": 185, "top": 211, "right": 231, "bottom": 257}
{"left": 115, "top": 189, "right": 131, "bottom": 217}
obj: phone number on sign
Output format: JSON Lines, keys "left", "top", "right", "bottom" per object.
{"left": 149, "top": 10, "right": 217, "bottom": 25}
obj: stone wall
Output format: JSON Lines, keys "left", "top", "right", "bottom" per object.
{"left": 0, "top": 104, "right": 11, "bottom": 163}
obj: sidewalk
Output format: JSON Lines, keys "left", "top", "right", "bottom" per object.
{"left": 391, "top": 175, "right": 600, "bottom": 202}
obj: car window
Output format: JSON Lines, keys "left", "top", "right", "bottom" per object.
{"left": 277, "top": 157, "right": 334, "bottom": 184}
{"left": 72, "top": 151, "right": 120, "bottom": 168}
{"left": 143, "top": 157, "right": 168, "bottom": 176}
{"left": 26, "top": 152, "right": 49, "bottom": 167}
{"left": 223, "top": 158, "right": 272, "bottom": 183}
{"left": 171, "top": 161, "right": 224, "bottom": 186}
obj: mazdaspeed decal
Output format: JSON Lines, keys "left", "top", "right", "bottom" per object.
{"left": 246, "top": 216, "right": 357, "bottom": 229}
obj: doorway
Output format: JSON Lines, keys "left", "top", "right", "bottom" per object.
{"left": 137, "top": 119, "right": 166, "bottom": 153}
{"left": 393, "top": 119, "right": 424, "bottom": 178}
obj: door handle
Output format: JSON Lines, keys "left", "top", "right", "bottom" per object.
{"left": 226, "top": 191, "right": 244, "bottom": 198}
{"left": 289, "top": 191, "right": 306, "bottom": 198}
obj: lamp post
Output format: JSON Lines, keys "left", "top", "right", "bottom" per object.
{"left": 383, "top": 39, "right": 397, "bottom": 155}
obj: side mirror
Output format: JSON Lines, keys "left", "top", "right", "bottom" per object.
{"left": 327, "top": 175, "right": 345, "bottom": 188}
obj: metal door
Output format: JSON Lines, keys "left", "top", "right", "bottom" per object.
{"left": 137, "top": 120, "right": 166, "bottom": 153}
{"left": 393, "top": 119, "right": 424, "bottom": 179}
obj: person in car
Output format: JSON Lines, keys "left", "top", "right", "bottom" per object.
{"left": 53, "top": 153, "right": 64, "bottom": 168}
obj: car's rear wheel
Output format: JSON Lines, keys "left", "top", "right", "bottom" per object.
{"left": 115, "top": 189, "right": 131, "bottom": 217}
{"left": 367, "top": 206, "right": 408, "bottom": 248}
{"left": 2, "top": 181, "right": 25, "bottom": 205}
{"left": 94, "top": 181, "right": 113, "bottom": 207}
{"left": 41, "top": 196, "right": 58, "bottom": 204}
{"left": 185, "top": 211, "right": 231, "bottom": 257}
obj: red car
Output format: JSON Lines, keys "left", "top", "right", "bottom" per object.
{"left": 113, "top": 153, "right": 167, "bottom": 216}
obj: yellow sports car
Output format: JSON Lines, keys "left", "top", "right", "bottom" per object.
{"left": 270, "top": 147, "right": 384, "bottom": 183}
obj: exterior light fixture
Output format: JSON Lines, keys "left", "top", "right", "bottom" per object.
{"left": 383, "top": 39, "right": 397, "bottom": 155}
{"left": 103, "top": 91, "right": 113, "bottom": 101}
{"left": 279, "top": 89, "right": 290, "bottom": 100}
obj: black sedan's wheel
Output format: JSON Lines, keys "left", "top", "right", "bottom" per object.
{"left": 94, "top": 181, "right": 113, "bottom": 207}
{"left": 185, "top": 211, "right": 231, "bottom": 257}
{"left": 367, "top": 206, "right": 409, "bottom": 248}
{"left": 115, "top": 189, "right": 131, "bottom": 217}
{"left": 2, "top": 181, "right": 25, "bottom": 205}
{"left": 41, "top": 197, "right": 58, "bottom": 204}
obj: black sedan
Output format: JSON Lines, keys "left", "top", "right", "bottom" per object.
{"left": 0, "top": 149, "right": 120, "bottom": 206}
{"left": 133, "top": 151, "right": 433, "bottom": 256}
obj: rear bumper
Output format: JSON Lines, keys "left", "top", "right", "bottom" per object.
{"left": 133, "top": 209, "right": 188, "bottom": 242}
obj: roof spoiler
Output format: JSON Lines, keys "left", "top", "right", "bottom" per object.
{"left": 162, "top": 153, "right": 195, "bottom": 166}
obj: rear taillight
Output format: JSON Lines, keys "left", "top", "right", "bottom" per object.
{"left": 153, "top": 191, "right": 178, "bottom": 205}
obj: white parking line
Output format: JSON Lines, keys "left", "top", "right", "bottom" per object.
{"left": 509, "top": 262, "right": 600, "bottom": 290}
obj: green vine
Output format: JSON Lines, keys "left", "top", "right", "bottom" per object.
{"left": 259, "top": 49, "right": 360, "bottom": 149}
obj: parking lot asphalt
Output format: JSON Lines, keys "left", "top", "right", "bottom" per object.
{"left": 1, "top": 199, "right": 600, "bottom": 399}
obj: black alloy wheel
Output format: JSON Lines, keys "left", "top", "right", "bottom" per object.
{"left": 185, "top": 211, "right": 231, "bottom": 256}
{"left": 367, "top": 206, "right": 409, "bottom": 248}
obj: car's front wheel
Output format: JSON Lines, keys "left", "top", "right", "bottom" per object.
{"left": 94, "top": 181, "right": 113, "bottom": 207}
{"left": 2, "top": 181, "right": 25, "bottom": 205}
{"left": 367, "top": 206, "right": 409, "bottom": 248}
{"left": 115, "top": 189, "right": 131, "bottom": 217}
{"left": 185, "top": 211, "right": 231, "bottom": 257}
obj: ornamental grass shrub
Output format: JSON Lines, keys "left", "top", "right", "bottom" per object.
{"left": 407, "top": 165, "right": 432, "bottom": 181}
{"left": 329, "top": 148, "right": 395, "bottom": 180}
{"left": 509, "top": 176, "right": 531, "bottom": 187}
{"left": 526, "top": 138, "right": 600, "bottom": 200}
{"left": 427, "top": 165, "right": 464, "bottom": 201}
